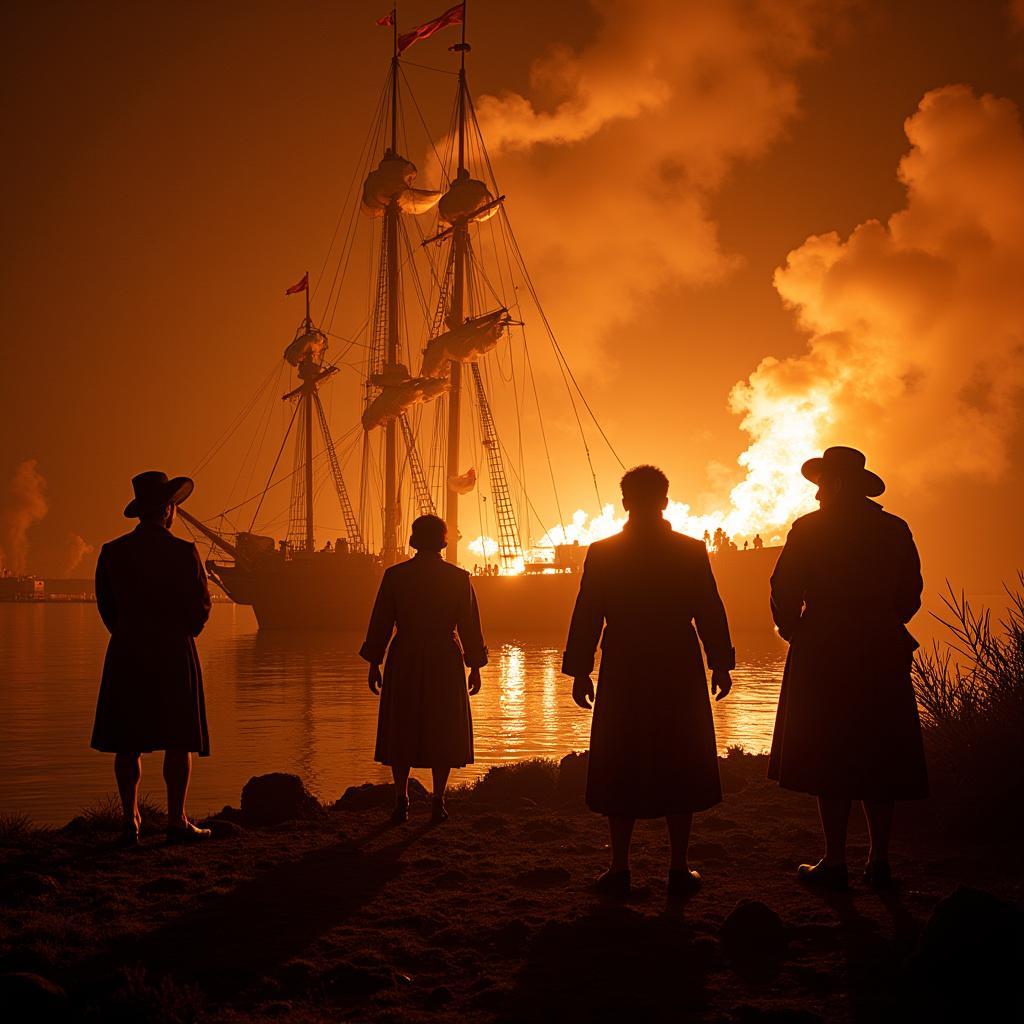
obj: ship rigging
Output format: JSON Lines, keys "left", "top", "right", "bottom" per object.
{"left": 177, "top": 4, "right": 631, "bottom": 629}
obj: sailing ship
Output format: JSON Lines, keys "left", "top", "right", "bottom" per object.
{"left": 179, "top": 6, "right": 780, "bottom": 632}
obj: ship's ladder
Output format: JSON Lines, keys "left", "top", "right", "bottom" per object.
{"left": 399, "top": 412, "right": 436, "bottom": 518}
{"left": 314, "top": 391, "right": 366, "bottom": 552}
{"left": 470, "top": 361, "right": 523, "bottom": 567}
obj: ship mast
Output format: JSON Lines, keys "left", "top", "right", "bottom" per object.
{"left": 445, "top": 11, "right": 469, "bottom": 564}
{"left": 301, "top": 279, "right": 315, "bottom": 552}
{"left": 382, "top": 24, "right": 402, "bottom": 566}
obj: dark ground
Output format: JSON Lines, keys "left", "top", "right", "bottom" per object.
{"left": 1, "top": 751, "right": 1021, "bottom": 1023}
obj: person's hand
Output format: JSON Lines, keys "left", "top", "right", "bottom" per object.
{"left": 572, "top": 675, "right": 595, "bottom": 709}
{"left": 711, "top": 668, "right": 732, "bottom": 702}
{"left": 468, "top": 667, "right": 482, "bottom": 696}
{"left": 368, "top": 663, "right": 382, "bottom": 695}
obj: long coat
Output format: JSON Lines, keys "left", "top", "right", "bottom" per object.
{"left": 767, "top": 499, "right": 928, "bottom": 800}
{"left": 360, "top": 553, "right": 487, "bottom": 768}
{"left": 91, "top": 523, "right": 212, "bottom": 755}
{"left": 562, "top": 519, "right": 735, "bottom": 818}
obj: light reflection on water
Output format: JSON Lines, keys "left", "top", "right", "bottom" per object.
{"left": 0, "top": 603, "right": 786, "bottom": 824}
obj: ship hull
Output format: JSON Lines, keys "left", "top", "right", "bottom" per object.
{"left": 211, "top": 546, "right": 780, "bottom": 634}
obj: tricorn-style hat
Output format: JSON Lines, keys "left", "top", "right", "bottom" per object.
{"left": 124, "top": 471, "right": 194, "bottom": 518}
{"left": 801, "top": 446, "right": 884, "bottom": 497}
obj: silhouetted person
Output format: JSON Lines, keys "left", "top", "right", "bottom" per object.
{"left": 753, "top": 533, "right": 764, "bottom": 550}
{"left": 361, "top": 514, "right": 487, "bottom": 824}
{"left": 768, "top": 447, "right": 928, "bottom": 890}
{"left": 91, "top": 472, "right": 213, "bottom": 847}
{"left": 563, "top": 465, "right": 734, "bottom": 899}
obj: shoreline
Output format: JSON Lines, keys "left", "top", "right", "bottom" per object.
{"left": 2, "top": 751, "right": 1021, "bottom": 1022}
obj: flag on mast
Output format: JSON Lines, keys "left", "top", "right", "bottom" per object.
{"left": 397, "top": 3, "right": 463, "bottom": 54}
{"left": 285, "top": 272, "right": 309, "bottom": 296}
{"left": 376, "top": 9, "right": 395, "bottom": 27}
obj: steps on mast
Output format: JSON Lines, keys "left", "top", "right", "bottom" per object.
{"left": 470, "top": 362, "right": 523, "bottom": 567}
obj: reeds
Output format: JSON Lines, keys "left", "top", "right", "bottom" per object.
{"left": 913, "top": 575, "right": 1024, "bottom": 831}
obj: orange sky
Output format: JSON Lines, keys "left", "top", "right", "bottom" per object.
{"left": 1, "top": 0, "right": 1022, "bottom": 595}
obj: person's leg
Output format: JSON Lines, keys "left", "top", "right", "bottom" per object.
{"left": 608, "top": 816, "right": 635, "bottom": 872}
{"left": 818, "top": 796, "right": 852, "bottom": 866}
{"left": 431, "top": 767, "right": 452, "bottom": 821}
{"left": 391, "top": 765, "right": 410, "bottom": 804}
{"left": 862, "top": 799, "right": 894, "bottom": 864}
{"left": 666, "top": 813, "right": 693, "bottom": 871}
{"left": 114, "top": 753, "right": 142, "bottom": 828}
{"left": 163, "top": 750, "right": 192, "bottom": 827}
{"left": 431, "top": 767, "right": 451, "bottom": 802}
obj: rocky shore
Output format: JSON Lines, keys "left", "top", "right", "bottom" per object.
{"left": 1, "top": 751, "right": 1021, "bottom": 1022}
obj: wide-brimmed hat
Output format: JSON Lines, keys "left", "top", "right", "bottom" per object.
{"left": 801, "top": 446, "right": 884, "bottom": 497}
{"left": 124, "top": 471, "right": 194, "bottom": 518}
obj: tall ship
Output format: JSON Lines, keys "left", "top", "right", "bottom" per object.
{"left": 180, "top": 6, "right": 780, "bottom": 632}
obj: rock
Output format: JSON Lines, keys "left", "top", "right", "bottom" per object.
{"left": 557, "top": 751, "right": 589, "bottom": 800}
{"left": 515, "top": 866, "right": 571, "bottom": 889}
{"left": 468, "top": 759, "right": 559, "bottom": 806}
{"left": 334, "top": 777, "right": 429, "bottom": 811}
{"left": 239, "top": 773, "right": 322, "bottom": 826}
{"left": 426, "top": 985, "right": 453, "bottom": 1009}
{"left": 201, "top": 817, "right": 245, "bottom": 839}
{"left": 0, "top": 972, "right": 68, "bottom": 1016}
{"left": 263, "top": 1001, "right": 293, "bottom": 1017}
{"left": 720, "top": 900, "right": 786, "bottom": 965}
{"left": 278, "top": 958, "right": 316, "bottom": 991}
{"left": 913, "top": 886, "right": 1024, "bottom": 1014}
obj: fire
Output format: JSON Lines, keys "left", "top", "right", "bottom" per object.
{"left": 469, "top": 382, "right": 832, "bottom": 573}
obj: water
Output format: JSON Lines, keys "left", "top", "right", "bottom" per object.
{"left": 0, "top": 603, "right": 786, "bottom": 824}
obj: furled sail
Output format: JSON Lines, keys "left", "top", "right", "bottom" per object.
{"left": 420, "top": 308, "right": 511, "bottom": 378}
{"left": 361, "top": 151, "right": 441, "bottom": 219}
{"left": 447, "top": 467, "right": 477, "bottom": 495}
{"left": 283, "top": 328, "right": 327, "bottom": 367}
{"left": 438, "top": 171, "right": 497, "bottom": 225}
{"left": 361, "top": 370, "right": 448, "bottom": 431}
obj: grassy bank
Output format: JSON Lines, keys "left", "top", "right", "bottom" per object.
{"left": 1, "top": 748, "right": 1021, "bottom": 1023}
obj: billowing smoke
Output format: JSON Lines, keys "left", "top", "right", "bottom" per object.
{"left": 470, "top": 0, "right": 833, "bottom": 367}
{"left": 529, "top": 85, "right": 1024, "bottom": 557}
{"left": 730, "top": 84, "right": 1024, "bottom": 524}
{"left": 0, "top": 460, "right": 48, "bottom": 574}
{"left": 63, "top": 534, "right": 95, "bottom": 576}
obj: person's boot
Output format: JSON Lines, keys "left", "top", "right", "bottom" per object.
{"left": 797, "top": 859, "right": 848, "bottom": 891}
{"left": 668, "top": 867, "right": 701, "bottom": 899}
{"left": 592, "top": 868, "right": 631, "bottom": 899}
{"left": 388, "top": 798, "right": 409, "bottom": 825}
{"left": 863, "top": 860, "right": 893, "bottom": 890}
{"left": 166, "top": 820, "right": 212, "bottom": 844}
{"left": 116, "top": 819, "right": 141, "bottom": 849}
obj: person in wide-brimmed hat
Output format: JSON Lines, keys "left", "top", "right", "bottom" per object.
{"left": 91, "top": 471, "right": 213, "bottom": 846}
{"left": 768, "top": 447, "right": 928, "bottom": 891}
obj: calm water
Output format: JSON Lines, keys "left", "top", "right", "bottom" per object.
{"left": 0, "top": 603, "right": 786, "bottom": 824}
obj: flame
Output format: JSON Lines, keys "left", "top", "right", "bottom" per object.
{"left": 469, "top": 383, "right": 832, "bottom": 574}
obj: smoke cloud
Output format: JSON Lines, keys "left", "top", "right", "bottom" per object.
{"left": 0, "top": 459, "right": 49, "bottom": 574}
{"left": 63, "top": 534, "right": 95, "bottom": 576}
{"left": 730, "top": 85, "right": 1024, "bottom": 520}
{"left": 472, "top": 0, "right": 832, "bottom": 366}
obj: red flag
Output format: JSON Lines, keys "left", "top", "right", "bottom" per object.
{"left": 397, "top": 3, "right": 463, "bottom": 54}
{"left": 285, "top": 272, "right": 308, "bottom": 296}
{"left": 376, "top": 9, "right": 394, "bottom": 27}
